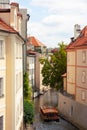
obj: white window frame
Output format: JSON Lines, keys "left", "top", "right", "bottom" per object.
{"left": 82, "top": 51, "right": 86, "bottom": 63}
{"left": 16, "top": 42, "right": 22, "bottom": 59}
{"left": 0, "top": 40, "right": 4, "bottom": 59}
{"left": 82, "top": 71, "right": 86, "bottom": 83}
{"left": 0, "top": 116, "right": 3, "bottom": 130}
{"left": 0, "top": 78, "right": 3, "bottom": 97}
{"left": 81, "top": 91, "right": 86, "bottom": 101}
{"left": 16, "top": 74, "right": 18, "bottom": 92}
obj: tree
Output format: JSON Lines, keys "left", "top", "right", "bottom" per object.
{"left": 24, "top": 100, "right": 34, "bottom": 128}
{"left": 23, "top": 72, "right": 32, "bottom": 100}
{"left": 40, "top": 42, "right": 67, "bottom": 90}
{"left": 23, "top": 72, "right": 34, "bottom": 127}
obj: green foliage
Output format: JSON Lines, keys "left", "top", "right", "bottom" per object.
{"left": 40, "top": 42, "right": 67, "bottom": 90}
{"left": 24, "top": 100, "right": 34, "bottom": 126}
{"left": 23, "top": 72, "right": 34, "bottom": 126}
{"left": 23, "top": 72, "right": 32, "bottom": 100}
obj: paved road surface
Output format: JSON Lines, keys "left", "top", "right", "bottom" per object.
{"left": 32, "top": 89, "right": 79, "bottom": 130}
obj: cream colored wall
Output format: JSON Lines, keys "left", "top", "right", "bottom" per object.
{"left": 76, "top": 67, "right": 87, "bottom": 89}
{"left": 63, "top": 77, "right": 67, "bottom": 91}
{"left": 58, "top": 92, "right": 87, "bottom": 130}
{"left": 67, "top": 66, "right": 75, "bottom": 94}
{"left": 6, "top": 35, "right": 15, "bottom": 130}
{"left": 76, "top": 88, "right": 87, "bottom": 105}
{"left": 15, "top": 38, "right": 23, "bottom": 130}
{"left": 77, "top": 49, "right": 87, "bottom": 66}
{"left": 0, "top": 35, "right": 6, "bottom": 130}
{"left": 67, "top": 51, "right": 75, "bottom": 94}
{"left": 67, "top": 83, "right": 75, "bottom": 94}
{"left": 67, "top": 51, "right": 75, "bottom": 65}
{"left": 76, "top": 49, "right": 87, "bottom": 105}
{"left": 67, "top": 66, "right": 75, "bottom": 83}
{"left": 0, "top": 3, "right": 24, "bottom": 130}
{"left": 17, "top": 17, "right": 22, "bottom": 35}
{"left": 0, "top": 13, "right": 10, "bottom": 25}
{"left": 10, "top": 6, "right": 18, "bottom": 30}
{"left": 6, "top": 35, "right": 23, "bottom": 130}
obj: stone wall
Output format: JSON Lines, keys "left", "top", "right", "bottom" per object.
{"left": 58, "top": 92, "right": 87, "bottom": 130}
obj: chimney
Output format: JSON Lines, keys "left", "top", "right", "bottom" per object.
{"left": 70, "top": 37, "right": 74, "bottom": 42}
{"left": 74, "top": 24, "right": 81, "bottom": 39}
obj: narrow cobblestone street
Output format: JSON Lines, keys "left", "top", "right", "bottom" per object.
{"left": 26, "top": 89, "right": 79, "bottom": 130}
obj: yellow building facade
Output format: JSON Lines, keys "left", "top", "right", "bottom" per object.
{"left": 0, "top": 2, "right": 26, "bottom": 130}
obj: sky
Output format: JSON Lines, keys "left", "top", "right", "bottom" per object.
{"left": 10, "top": 0, "right": 87, "bottom": 48}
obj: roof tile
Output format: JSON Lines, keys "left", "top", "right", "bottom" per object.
{"left": 66, "top": 26, "right": 87, "bottom": 50}
{"left": 0, "top": 18, "right": 17, "bottom": 33}
{"left": 27, "top": 36, "right": 46, "bottom": 47}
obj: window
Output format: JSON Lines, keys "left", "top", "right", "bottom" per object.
{"left": 29, "top": 57, "right": 34, "bottom": 64}
{"left": 0, "top": 78, "right": 3, "bottom": 97}
{"left": 82, "top": 91, "right": 86, "bottom": 100}
{"left": 16, "top": 43, "right": 18, "bottom": 58}
{"left": 82, "top": 71, "right": 86, "bottom": 83}
{"left": 82, "top": 51, "right": 86, "bottom": 63}
{"left": 0, "top": 40, "right": 4, "bottom": 59}
{"left": 16, "top": 42, "right": 22, "bottom": 59}
{"left": 0, "top": 116, "right": 3, "bottom": 130}
{"left": 16, "top": 72, "right": 23, "bottom": 93}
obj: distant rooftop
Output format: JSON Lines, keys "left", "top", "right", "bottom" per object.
{"left": 27, "top": 36, "right": 46, "bottom": 47}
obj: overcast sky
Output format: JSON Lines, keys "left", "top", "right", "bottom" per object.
{"left": 10, "top": 0, "right": 87, "bottom": 48}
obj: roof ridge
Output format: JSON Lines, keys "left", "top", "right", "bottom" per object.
{"left": 30, "top": 36, "right": 46, "bottom": 47}
{"left": 66, "top": 26, "right": 87, "bottom": 50}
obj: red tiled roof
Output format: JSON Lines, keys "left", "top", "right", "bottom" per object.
{"left": 27, "top": 50, "right": 37, "bottom": 55}
{"left": 10, "top": 2, "right": 19, "bottom": 8}
{"left": 66, "top": 26, "right": 87, "bottom": 50}
{"left": 62, "top": 73, "right": 66, "bottom": 77}
{"left": 51, "top": 48, "right": 58, "bottom": 53}
{"left": 27, "top": 36, "right": 46, "bottom": 47}
{"left": 0, "top": 18, "right": 17, "bottom": 33}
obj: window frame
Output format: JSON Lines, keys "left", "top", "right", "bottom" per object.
{"left": 82, "top": 50, "right": 86, "bottom": 63}
{"left": 0, "top": 78, "right": 3, "bottom": 97}
{"left": 81, "top": 91, "right": 86, "bottom": 101}
{"left": 81, "top": 71, "right": 86, "bottom": 83}
{"left": 0, "top": 116, "right": 3, "bottom": 130}
{"left": 0, "top": 40, "right": 4, "bottom": 59}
